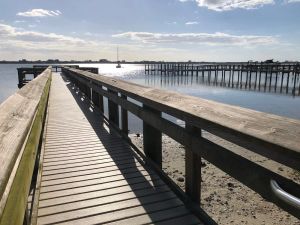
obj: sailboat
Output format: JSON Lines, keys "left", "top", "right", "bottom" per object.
{"left": 116, "top": 47, "right": 121, "bottom": 68}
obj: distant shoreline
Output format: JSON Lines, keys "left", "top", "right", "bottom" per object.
{"left": 0, "top": 60, "right": 299, "bottom": 65}
{"left": 0, "top": 61, "right": 143, "bottom": 64}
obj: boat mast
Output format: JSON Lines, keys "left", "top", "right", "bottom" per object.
{"left": 117, "top": 47, "right": 119, "bottom": 62}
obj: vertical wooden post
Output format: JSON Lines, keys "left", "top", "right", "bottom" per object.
{"left": 245, "top": 68, "right": 249, "bottom": 89}
{"left": 259, "top": 64, "right": 262, "bottom": 91}
{"left": 228, "top": 66, "right": 231, "bottom": 87}
{"left": 121, "top": 94, "right": 128, "bottom": 135}
{"left": 249, "top": 65, "right": 252, "bottom": 89}
{"left": 280, "top": 72, "right": 284, "bottom": 93}
{"left": 231, "top": 65, "right": 235, "bottom": 87}
{"left": 143, "top": 105, "right": 162, "bottom": 168}
{"left": 17, "top": 69, "right": 24, "bottom": 88}
{"left": 269, "top": 66, "right": 273, "bottom": 92}
{"left": 264, "top": 67, "right": 268, "bottom": 91}
{"left": 237, "top": 68, "right": 240, "bottom": 87}
{"left": 185, "top": 124, "right": 202, "bottom": 204}
{"left": 286, "top": 70, "right": 290, "bottom": 94}
{"left": 86, "top": 84, "right": 91, "bottom": 100}
{"left": 275, "top": 65, "right": 279, "bottom": 92}
{"left": 254, "top": 65, "right": 258, "bottom": 90}
{"left": 92, "top": 85, "right": 104, "bottom": 113}
{"left": 92, "top": 88, "right": 99, "bottom": 107}
{"left": 240, "top": 70, "right": 243, "bottom": 88}
{"left": 108, "top": 89, "right": 119, "bottom": 127}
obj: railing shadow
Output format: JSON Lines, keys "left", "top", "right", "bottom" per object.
{"left": 59, "top": 73, "right": 198, "bottom": 223}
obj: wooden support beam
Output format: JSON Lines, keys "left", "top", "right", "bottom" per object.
{"left": 143, "top": 105, "right": 162, "bottom": 168}
{"left": 121, "top": 94, "right": 128, "bottom": 135}
{"left": 92, "top": 89, "right": 100, "bottom": 107}
{"left": 185, "top": 124, "right": 202, "bottom": 204}
{"left": 108, "top": 89, "right": 119, "bottom": 127}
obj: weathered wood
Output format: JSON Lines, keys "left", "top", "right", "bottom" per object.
{"left": 63, "top": 67, "right": 300, "bottom": 171}
{"left": 121, "top": 94, "right": 128, "bottom": 135}
{"left": 143, "top": 105, "right": 162, "bottom": 168}
{"left": 91, "top": 89, "right": 99, "bottom": 107}
{"left": 108, "top": 89, "right": 119, "bottom": 127}
{"left": 34, "top": 73, "right": 202, "bottom": 225}
{"left": 0, "top": 68, "right": 51, "bottom": 225}
{"left": 62, "top": 67, "right": 300, "bottom": 218}
{"left": 65, "top": 78, "right": 299, "bottom": 216}
{"left": 185, "top": 124, "right": 202, "bottom": 204}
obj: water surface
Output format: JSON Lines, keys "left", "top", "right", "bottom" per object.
{"left": 1, "top": 63, "right": 299, "bottom": 132}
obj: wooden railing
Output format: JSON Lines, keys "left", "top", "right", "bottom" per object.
{"left": 62, "top": 67, "right": 300, "bottom": 220}
{"left": 0, "top": 67, "right": 51, "bottom": 225}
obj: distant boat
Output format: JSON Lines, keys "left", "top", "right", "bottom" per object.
{"left": 116, "top": 47, "right": 121, "bottom": 68}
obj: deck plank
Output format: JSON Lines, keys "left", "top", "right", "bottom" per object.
{"left": 36, "top": 73, "right": 202, "bottom": 225}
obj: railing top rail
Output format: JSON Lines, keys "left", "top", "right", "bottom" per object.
{"left": 64, "top": 67, "right": 300, "bottom": 170}
{"left": 0, "top": 67, "right": 51, "bottom": 216}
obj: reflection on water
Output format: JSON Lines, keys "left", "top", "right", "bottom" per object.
{"left": 145, "top": 72, "right": 300, "bottom": 96}
{"left": 1, "top": 63, "right": 300, "bottom": 133}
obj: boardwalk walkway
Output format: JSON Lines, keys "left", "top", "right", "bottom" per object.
{"left": 35, "top": 73, "right": 202, "bottom": 225}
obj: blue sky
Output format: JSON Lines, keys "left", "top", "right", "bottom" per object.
{"left": 0, "top": 0, "right": 299, "bottom": 61}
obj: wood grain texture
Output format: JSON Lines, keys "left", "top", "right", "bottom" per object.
{"left": 35, "top": 73, "right": 202, "bottom": 225}
{"left": 0, "top": 68, "right": 51, "bottom": 225}
{"left": 0, "top": 68, "right": 51, "bottom": 222}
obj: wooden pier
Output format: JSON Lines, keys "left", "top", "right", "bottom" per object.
{"left": 145, "top": 62, "right": 300, "bottom": 95}
{"left": 0, "top": 66, "right": 300, "bottom": 225}
{"left": 17, "top": 65, "right": 98, "bottom": 88}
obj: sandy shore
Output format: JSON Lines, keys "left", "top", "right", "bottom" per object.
{"left": 129, "top": 132, "right": 300, "bottom": 225}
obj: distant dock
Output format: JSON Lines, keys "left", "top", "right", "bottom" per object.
{"left": 145, "top": 62, "right": 300, "bottom": 96}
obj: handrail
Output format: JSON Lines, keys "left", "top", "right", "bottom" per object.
{"left": 64, "top": 67, "right": 300, "bottom": 169}
{"left": 62, "top": 67, "right": 300, "bottom": 219}
{"left": 0, "top": 67, "right": 51, "bottom": 225}
{"left": 270, "top": 179, "right": 300, "bottom": 210}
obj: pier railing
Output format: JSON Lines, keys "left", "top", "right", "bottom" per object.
{"left": 0, "top": 67, "right": 51, "bottom": 225}
{"left": 17, "top": 65, "right": 98, "bottom": 88}
{"left": 62, "top": 67, "right": 300, "bottom": 220}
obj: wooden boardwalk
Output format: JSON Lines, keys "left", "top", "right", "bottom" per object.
{"left": 35, "top": 73, "right": 202, "bottom": 225}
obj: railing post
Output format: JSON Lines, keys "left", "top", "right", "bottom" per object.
{"left": 185, "top": 124, "right": 202, "bottom": 204}
{"left": 143, "top": 105, "right": 162, "bottom": 168}
{"left": 17, "top": 69, "right": 24, "bottom": 88}
{"left": 108, "top": 89, "right": 119, "bottom": 127}
{"left": 92, "top": 88, "right": 99, "bottom": 107}
{"left": 85, "top": 82, "right": 91, "bottom": 100}
{"left": 121, "top": 94, "right": 128, "bottom": 135}
{"left": 99, "top": 85, "right": 104, "bottom": 113}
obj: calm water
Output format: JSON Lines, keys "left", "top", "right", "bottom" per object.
{"left": 1, "top": 63, "right": 300, "bottom": 132}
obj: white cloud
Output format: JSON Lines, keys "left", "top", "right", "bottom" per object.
{"left": 14, "top": 20, "right": 26, "bottom": 23}
{"left": 286, "top": 0, "right": 300, "bottom": 2}
{"left": 179, "top": 0, "right": 274, "bottom": 11}
{"left": 17, "top": 9, "right": 62, "bottom": 17}
{"left": 112, "top": 31, "right": 277, "bottom": 46}
{"left": 185, "top": 21, "right": 199, "bottom": 25}
{"left": 165, "top": 21, "right": 177, "bottom": 25}
{"left": 0, "top": 23, "right": 94, "bottom": 52}
{"left": 0, "top": 23, "right": 149, "bottom": 61}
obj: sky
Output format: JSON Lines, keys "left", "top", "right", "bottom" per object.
{"left": 0, "top": 0, "right": 299, "bottom": 62}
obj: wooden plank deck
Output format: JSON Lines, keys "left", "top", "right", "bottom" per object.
{"left": 35, "top": 73, "right": 202, "bottom": 225}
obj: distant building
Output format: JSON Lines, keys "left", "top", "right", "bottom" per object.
{"left": 99, "top": 59, "right": 110, "bottom": 63}
{"left": 264, "top": 59, "right": 274, "bottom": 63}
